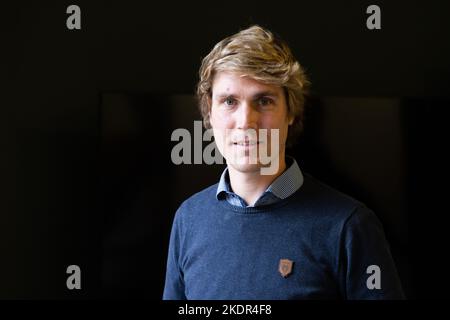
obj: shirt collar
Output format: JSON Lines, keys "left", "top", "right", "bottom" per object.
{"left": 267, "top": 157, "right": 304, "bottom": 199}
{"left": 216, "top": 156, "right": 304, "bottom": 201}
{"left": 216, "top": 167, "right": 233, "bottom": 198}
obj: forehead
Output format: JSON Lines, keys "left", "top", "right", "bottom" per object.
{"left": 212, "top": 71, "right": 283, "bottom": 97}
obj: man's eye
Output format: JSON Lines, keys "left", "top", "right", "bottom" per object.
{"left": 259, "top": 97, "right": 273, "bottom": 106}
{"left": 224, "top": 98, "right": 236, "bottom": 106}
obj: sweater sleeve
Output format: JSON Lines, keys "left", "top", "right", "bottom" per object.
{"left": 338, "top": 205, "right": 405, "bottom": 299}
{"left": 162, "top": 210, "right": 187, "bottom": 300}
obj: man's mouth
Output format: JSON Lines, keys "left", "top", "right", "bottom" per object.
{"left": 233, "top": 140, "right": 259, "bottom": 146}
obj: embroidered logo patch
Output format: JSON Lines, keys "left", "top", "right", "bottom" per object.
{"left": 279, "top": 259, "right": 294, "bottom": 278}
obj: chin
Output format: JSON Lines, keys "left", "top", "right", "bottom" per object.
{"left": 225, "top": 154, "right": 265, "bottom": 173}
{"left": 229, "top": 162, "right": 263, "bottom": 173}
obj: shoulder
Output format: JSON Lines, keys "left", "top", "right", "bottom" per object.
{"left": 301, "top": 172, "right": 365, "bottom": 207}
{"left": 179, "top": 183, "right": 219, "bottom": 209}
{"left": 295, "top": 172, "right": 372, "bottom": 224}
{"left": 173, "top": 183, "right": 219, "bottom": 222}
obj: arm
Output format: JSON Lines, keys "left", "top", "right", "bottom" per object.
{"left": 338, "top": 206, "right": 405, "bottom": 299}
{"left": 162, "top": 211, "right": 187, "bottom": 300}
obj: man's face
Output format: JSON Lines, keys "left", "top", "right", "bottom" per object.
{"left": 209, "top": 71, "right": 292, "bottom": 174}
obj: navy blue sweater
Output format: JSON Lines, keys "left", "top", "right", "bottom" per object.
{"left": 163, "top": 173, "right": 405, "bottom": 300}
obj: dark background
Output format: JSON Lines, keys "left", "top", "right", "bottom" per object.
{"left": 2, "top": 0, "right": 450, "bottom": 299}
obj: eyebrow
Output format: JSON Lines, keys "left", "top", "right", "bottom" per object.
{"left": 215, "top": 91, "right": 280, "bottom": 100}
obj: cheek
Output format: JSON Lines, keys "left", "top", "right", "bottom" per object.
{"left": 260, "top": 114, "right": 288, "bottom": 130}
{"left": 210, "top": 111, "right": 227, "bottom": 150}
{"left": 212, "top": 128, "right": 224, "bottom": 148}
{"left": 210, "top": 108, "right": 233, "bottom": 129}
{"left": 209, "top": 107, "right": 220, "bottom": 127}
{"left": 262, "top": 117, "right": 290, "bottom": 142}
{"left": 280, "top": 120, "right": 290, "bottom": 139}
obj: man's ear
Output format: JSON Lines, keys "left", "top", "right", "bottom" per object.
{"left": 288, "top": 115, "right": 294, "bottom": 126}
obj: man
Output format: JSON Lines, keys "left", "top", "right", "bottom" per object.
{"left": 163, "top": 25, "right": 405, "bottom": 299}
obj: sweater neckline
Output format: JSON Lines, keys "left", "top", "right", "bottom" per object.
{"left": 217, "top": 188, "right": 300, "bottom": 214}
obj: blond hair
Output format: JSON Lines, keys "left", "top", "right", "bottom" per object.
{"left": 197, "top": 25, "right": 310, "bottom": 147}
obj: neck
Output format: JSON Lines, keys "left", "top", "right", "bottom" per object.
{"left": 228, "top": 155, "right": 287, "bottom": 206}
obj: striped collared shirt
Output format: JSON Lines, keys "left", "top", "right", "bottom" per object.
{"left": 216, "top": 156, "right": 304, "bottom": 208}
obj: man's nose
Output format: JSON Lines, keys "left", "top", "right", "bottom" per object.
{"left": 236, "top": 102, "right": 258, "bottom": 129}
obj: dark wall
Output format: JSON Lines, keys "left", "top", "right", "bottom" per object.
{"left": 2, "top": 0, "right": 450, "bottom": 298}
